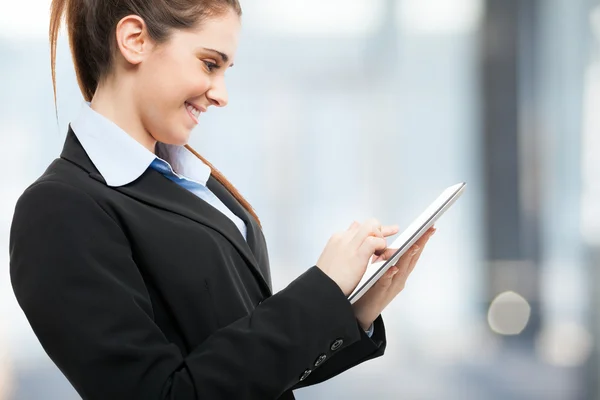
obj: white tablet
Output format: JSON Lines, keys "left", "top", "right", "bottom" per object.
{"left": 348, "top": 182, "right": 466, "bottom": 304}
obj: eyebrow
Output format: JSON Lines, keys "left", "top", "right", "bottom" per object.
{"left": 202, "top": 47, "right": 234, "bottom": 67}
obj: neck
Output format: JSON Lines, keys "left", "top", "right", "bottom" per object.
{"left": 90, "top": 78, "right": 157, "bottom": 153}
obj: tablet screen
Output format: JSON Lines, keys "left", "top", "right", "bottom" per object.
{"left": 348, "top": 182, "right": 466, "bottom": 304}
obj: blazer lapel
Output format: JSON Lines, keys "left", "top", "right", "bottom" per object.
{"left": 60, "top": 127, "right": 272, "bottom": 296}
{"left": 206, "top": 177, "right": 273, "bottom": 290}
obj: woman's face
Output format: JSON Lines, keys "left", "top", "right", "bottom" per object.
{"left": 133, "top": 9, "right": 240, "bottom": 146}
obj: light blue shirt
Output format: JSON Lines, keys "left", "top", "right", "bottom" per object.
{"left": 69, "top": 102, "right": 374, "bottom": 338}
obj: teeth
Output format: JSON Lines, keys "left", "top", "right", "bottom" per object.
{"left": 186, "top": 102, "right": 201, "bottom": 118}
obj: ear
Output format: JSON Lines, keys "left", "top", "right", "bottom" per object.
{"left": 114, "top": 15, "right": 154, "bottom": 65}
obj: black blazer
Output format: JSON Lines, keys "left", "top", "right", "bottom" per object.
{"left": 9, "top": 128, "right": 387, "bottom": 400}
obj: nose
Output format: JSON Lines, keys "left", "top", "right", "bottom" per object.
{"left": 206, "top": 78, "right": 229, "bottom": 108}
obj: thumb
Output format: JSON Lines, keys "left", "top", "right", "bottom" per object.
{"left": 373, "top": 247, "right": 398, "bottom": 262}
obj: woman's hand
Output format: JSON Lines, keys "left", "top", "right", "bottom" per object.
{"left": 351, "top": 226, "right": 436, "bottom": 331}
{"left": 316, "top": 219, "right": 400, "bottom": 296}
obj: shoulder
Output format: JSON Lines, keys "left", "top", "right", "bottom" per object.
{"left": 33, "top": 156, "right": 98, "bottom": 191}
{"left": 13, "top": 159, "right": 115, "bottom": 229}
{"left": 10, "top": 164, "right": 126, "bottom": 259}
{"left": 17, "top": 157, "right": 110, "bottom": 211}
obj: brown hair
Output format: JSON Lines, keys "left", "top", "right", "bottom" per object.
{"left": 49, "top": 0, "right": 261, "bottom": 227}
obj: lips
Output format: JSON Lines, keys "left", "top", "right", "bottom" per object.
{"left": 185, "top": 101, "right": 201, "bottom": 124}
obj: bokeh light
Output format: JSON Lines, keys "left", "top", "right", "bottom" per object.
{"left": 487, "top": 291, "right": 532, "bottom": 336}
{"left": 535, "top": 321, "right": 594, "bottom": 367}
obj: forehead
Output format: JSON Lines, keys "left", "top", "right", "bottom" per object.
{"left": 174, "top": 10, "right": 241, "bottom": 62}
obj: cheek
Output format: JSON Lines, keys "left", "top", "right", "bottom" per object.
{"left": 185, "top": 71, "right": 211, "bottom": 96}
{"left": 145, "top": 69, "right": 211, "bottom": 109}
{"left": 135, "top": 61, "right": 178, "bottom": 111}
{"left": 134, "top": 85, "right": 181, "bottom": 143}
{"left": 135, "top": 58, "right": 209, "bottom": 143}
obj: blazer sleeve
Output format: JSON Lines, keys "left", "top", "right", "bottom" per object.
{"left": 9, "top": 181, "right": 385, "bottom": 400}
{"left": 291, "top": 314, "right": 386, "bottom": 390}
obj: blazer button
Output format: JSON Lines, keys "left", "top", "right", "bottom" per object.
{"left": 314, "top": 354, "right": 327, "bottom": 367}
{"left": 299, "top": 369, "right": 312, "bottom": 381}
{"left": 330, "top": 338, "right": 344, "bottom": 351}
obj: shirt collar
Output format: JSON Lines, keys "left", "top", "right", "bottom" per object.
{"left": 70, "top": 102, "right": 211, "bottom": 187}
{"left": 155, "top": 142, "right": 211, "bottom": 186}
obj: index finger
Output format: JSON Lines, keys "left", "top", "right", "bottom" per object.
{"left": 349, "top": 218, "right": 382, "bottom": 248}
{"left": 381, "top": 224, "right": 399, "bottom": 237}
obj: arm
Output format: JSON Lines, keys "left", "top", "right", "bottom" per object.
{"left": 9, "top": 181, "right": 373, "bottom": 400}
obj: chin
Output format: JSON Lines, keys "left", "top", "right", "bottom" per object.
{"left": 161, "top": 129, "right": 191, "bottom": 147}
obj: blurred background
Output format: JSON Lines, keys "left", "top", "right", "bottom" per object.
{"left": 1, "top": 0, "right": 599, "bottom": 398}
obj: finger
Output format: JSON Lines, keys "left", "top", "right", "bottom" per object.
{"left": 388, "top": 266, "right": 400, "bottom": 278}
{"left": 393, "top": 238, "right": 431, "bottom": 285}
{"left": 373, "top": 247, "right": 399, "bottom": 262}
{"left": 380, "top": 224, "right": 400, "bottom": 237}
{"left": 392, "top": 244, "right": 420, "bottom": 271}
{"left": 404, "top": 228, "right": 435, "bottom": 253}
{"left": 407, "top": 246, "right": 425, "bottom": 275}
{"left": 344, "top": 221, "right": 362, "bottom": 244}
{"left": 389, "top": 245, "right": 422, "bottom": 290}
{"left": 358, "top": 236, "right": 387, "bottom": 261}
{"left": 373, "top": 227, "right": 433, "bottom": 263}
{"left": 422, "top": 226, "right": 436, "bottom": 239}
{"left": 378, "top": 266, "right": 399, "bottom": 288}
{"left": 415, "top": 227, "right": 436, "bottom": 248}
{"left": 350, "top": 218, "right": 382, "bottom": 248}
{"left": 407, "top": 230, "right": 436, "bottom": 274}
{"left": 370, "top": 225, "right": 400, "bottom": 261}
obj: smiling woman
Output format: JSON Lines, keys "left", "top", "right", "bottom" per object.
{"left": 49, "top": 0, "right": 259, "bottom": 224}
{"left": 6, "top": 0, "right": 432, "bottom": 399}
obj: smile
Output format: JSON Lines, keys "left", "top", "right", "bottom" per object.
{"left": 185, "top": 102, "right": 202, "bottom": 124}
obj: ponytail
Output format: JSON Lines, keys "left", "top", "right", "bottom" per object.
{"left": 184, "top": 145, "right": 262, "bottom": 227}
{"left": 50, "top": 0, "right": 96, "bottom": 106}
{"left": 49, "top": 0, "right": 67, "bottom": 108}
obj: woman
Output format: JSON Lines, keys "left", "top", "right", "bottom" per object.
{"left": 8, "top": 0, "right": 435, "bottom": 399}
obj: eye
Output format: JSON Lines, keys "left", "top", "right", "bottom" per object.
{"left": 203, "top": 60, "right": 220, "bottom": 72}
